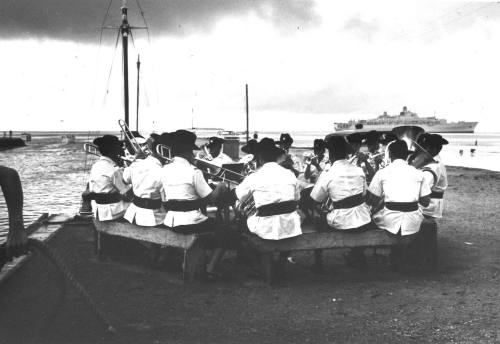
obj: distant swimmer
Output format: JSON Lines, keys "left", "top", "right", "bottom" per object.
{"left": 470, "top": 148, "right": 476, "bottom": 157}
{"left": 459, "top": 149, "right": 464, "bottom": 156}
{"left": 0, "top": 166, "right": 27, "bottom": 258}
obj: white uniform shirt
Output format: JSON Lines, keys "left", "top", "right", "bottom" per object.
{"left": 235, "top": 162, "right": 302, "bottom": 240}
{"left": 123, "top": 156, "right": 165, "bottom": 226}
{"left": 421, "top": 155, "right": 447, "bottom": 218}
{"left": 211, "top": 151, "right": 233, "bottom": 167}
{"left": 310, "top": 159, "right": 371, "bottom": 230}
{"left": 160, "top": 157, "right": 213, "bottom": 227}
{"left": 368, "top": 159, "right": 431, "bottom": 235}
{"left": 89, "top": 156, "right": 130, "bottom": 221}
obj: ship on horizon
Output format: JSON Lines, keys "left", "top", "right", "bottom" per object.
{"left": 335, "top": 106, "right": 478, "bottom": 133}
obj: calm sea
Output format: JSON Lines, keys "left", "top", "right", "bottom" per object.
{"left": 1, "top": 132, "right": 499, "bottom": 243}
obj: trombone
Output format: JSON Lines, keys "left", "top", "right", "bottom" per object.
{"left": 118, "top": 119, "right": 150, "bottom": 157}
{"left": 83, "top": 142, "right": 135, "bottom": 165}
{"left": 193, "top": 158, "right": 245, "bottom": 186}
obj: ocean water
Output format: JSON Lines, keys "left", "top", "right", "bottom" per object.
{"left": 0, "top": 132, "right": 499, "bottom": 243}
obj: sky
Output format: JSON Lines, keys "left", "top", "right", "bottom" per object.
{"left": 1, "top": 0, "right": 500, "bottom": 133}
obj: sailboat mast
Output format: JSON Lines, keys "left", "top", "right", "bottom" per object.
{"left": 120, "top": 3, "right": 130, "bottom": 126}
{"left": 136, "top": 55, "right": 140, "bottom": 131}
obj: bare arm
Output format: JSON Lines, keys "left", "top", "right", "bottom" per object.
{"left": 0, "top": 166, "right": 27, "bottom": 257}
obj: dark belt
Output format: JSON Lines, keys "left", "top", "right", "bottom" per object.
{"left": 133, "top": 196, "right": 162, "bottom": 210}
{"left": 331, "top": 193, "right": 365, "bottom": 209}
{"left": 385, "top": 202, "right": 419, "bottom": 212}
{"left": 430, "top": 191, "right": 444, "bottom": 199}
{"left": 90, "top": 192, "right": 121, "bottom": 205}
{"left": 164, "top": 199, "right": 201, "bottom": 212}
{"left": 256, "top": 201, "right": 298, "bottom": 217}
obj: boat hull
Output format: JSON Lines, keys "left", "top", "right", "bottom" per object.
{"left": 335, "top": 122, "right": 478, "bottom": 133}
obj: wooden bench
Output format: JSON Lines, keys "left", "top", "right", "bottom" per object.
{"left": 242, "top": 219, "right": 438, "bottom": 283}
{"left": 93, "top": 219, "right": 213, "bottom": 282}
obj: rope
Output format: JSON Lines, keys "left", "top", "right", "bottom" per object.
{"left": 102, "top": 30, "right": 122, "bottom": 107}
{"left": 27, "top": 239, "right": 116, "bottom": 333}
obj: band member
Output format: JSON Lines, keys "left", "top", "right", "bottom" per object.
{"left": 89, "top": 135, "right": 131, "bottom": 221}
{"left": 378, "top": 132, "right": 398, "bottom": 168}
{"left": 239, "top": 139, "right": 258, "bottom": 174}
{"left": 0, "top": 166, "right": 27, "bottom": 258}
{"left": 367, "top": 140, "right": 431, "bottom": 236}
{"left": 347, "top": 133, "right": 376, "bottom": 183}
{"left": 160, "top": 130, "right": 234, "bottom": 279}
{"left": 416, "top": 133, "right": 448, "bottom": 218}
{"left": 304, "top": 139, "right": 330, "bottom": 184}
{"left": 310, "top": 136, "right": 372, "bottom": 268}
{"left": 277, "top": 133, "right": 302, "bottom": 176}
{"left": 122, "top": 134, "right": 166, "bottom": 226}
{"left": 235, "top": 138, "right": 302, "bottom": 240}
{"left": 198, "top": 136, "right": 233, "bottom": 167}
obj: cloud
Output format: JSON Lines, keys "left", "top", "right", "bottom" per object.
{"left": 343, "top": 15, "right": 380, "bottom": 41}
{"left": 0, "top": 0, "right": 319, "bottom": 42}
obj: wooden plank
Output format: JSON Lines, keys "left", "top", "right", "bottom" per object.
{"left": 243, "top": 228, "right": 412, "bottom": 253}
{"left": 92, "top": 219, "right": 204, "bottom": 249}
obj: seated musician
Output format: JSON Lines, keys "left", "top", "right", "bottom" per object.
{"left": 414, "top": 133, "right": 448, "bottom": 219}
{"left": 122, "top": 133, "right": 166, "bottom": 226}
{"left": 160, "top": 130, "right": 234, "bottom": 279}
{"left": 347, "top": 133, "right": 376, "bottom": 183}
{"left": 366, "top": 140, "right": 431, "bottom": 246}
{"left": 234, "top": 137, "right": 302, "bottom": 241}
{"left": 198, "top": 136, "right": 233, "bottom": 167}
{"left": 298, "top": 139, "right": 330, "bottom": 221}
{"left": 310, "top": 136, "right": 372, "bottom": 268}
{"left": 238, "top": 139, "right": 258, "bottom": 174}
{"left": 378, "top": 132, "right": 398, "bottom": 168}
{"left": 304, "top": 138, "right": 330, "bottom": 184}
{"left": 277, "top": 133, "right": 302, "bottom": 177}
{"left": 89, "top": 135, "right": 131, "bottom": 221}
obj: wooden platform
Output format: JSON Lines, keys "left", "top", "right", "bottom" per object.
{"left": 92, "top": 220, "right": 213, "bottom": 282}
{"left": 243, "top": 220, "right": 438, "bottom": 283}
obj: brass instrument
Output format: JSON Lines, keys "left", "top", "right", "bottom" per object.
{"left": 83, "top": 142, "right": 135, "bottom": 165}
{"left": 391, "top": 125, "right": 434, "bottom": 169}
{"left": 83, "top": 143, "right": 100, "bottom": 157}
{"left": 155, "top": 143, "right": 172, "bottom": 162}
{"left": 193, "top": 158, "right": 245, "bottom": 186}
{"left": 118, "top": 119, "right": 150, "bottom": 158}
{"left": 235, "top": 195, "right": 256, "bottom": 218}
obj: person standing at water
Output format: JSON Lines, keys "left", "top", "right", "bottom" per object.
{"left": 122, "top": 134, "right": 167, "bottom": 226}
{"left": 89, "top": 135, "right": 131, "bottom": 221}
{"left": 0, "top": 166, "right": 27, "bottom": 258}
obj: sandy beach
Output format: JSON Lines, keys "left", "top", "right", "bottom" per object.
{"left": 1, "top": 165, "right": 500, "bottom": 343}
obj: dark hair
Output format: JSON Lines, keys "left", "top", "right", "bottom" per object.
{"left": 326, "top": 136, "right": 349, "bottom": 160}
{"left": 388, "top": 140, "right": 409, "bottom": 160}
{"left": 257, "top": 138, "right": 282, "bottom": 163}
